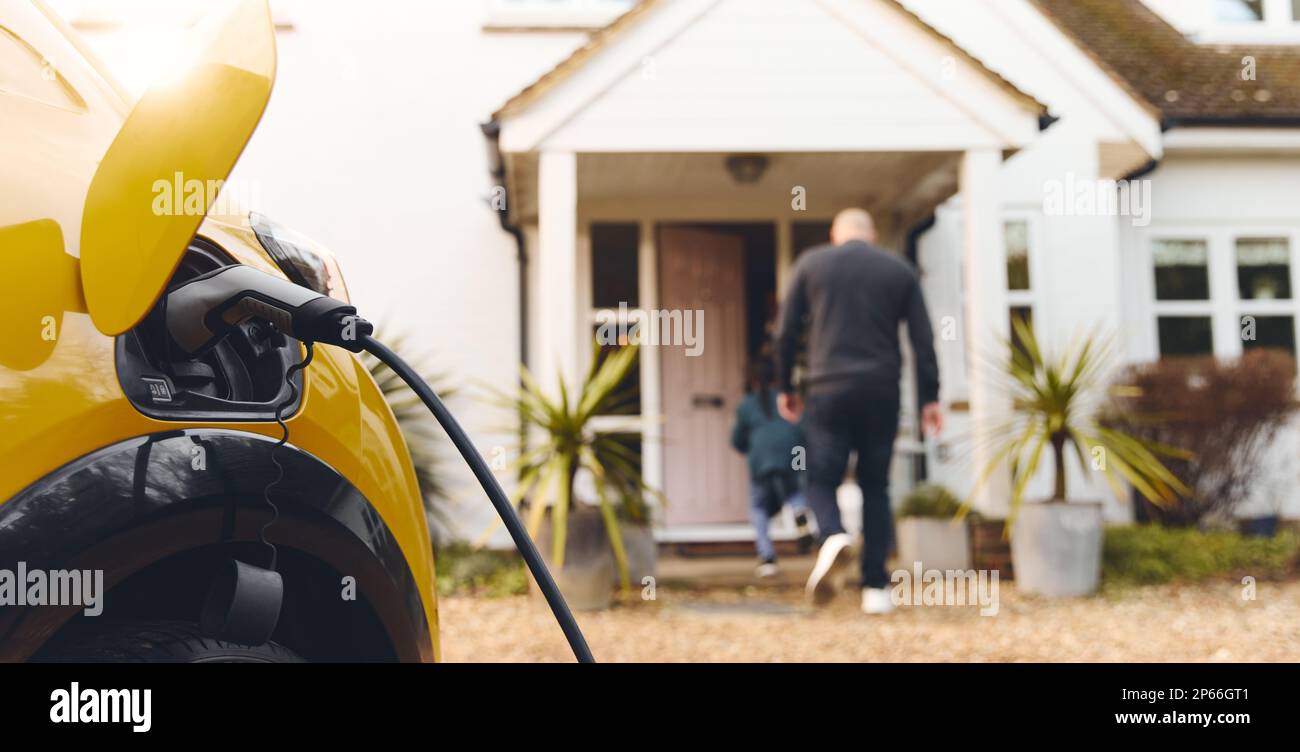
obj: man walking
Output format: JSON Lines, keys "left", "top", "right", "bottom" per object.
{"left": 775, "top": 208, "right": 942, "bottom": 614}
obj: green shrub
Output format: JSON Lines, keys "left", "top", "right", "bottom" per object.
{"left": 435, "top": 543, "right": 527, "bottom": 597}
{"left": 1102, "top": 525, "right": 1299, "bottom": 586}
{"left": 898, "top": 483, "right": 963, "bottom": 519}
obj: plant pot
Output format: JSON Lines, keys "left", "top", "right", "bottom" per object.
{"left": 613, "top": 521, "right": 657, "bottom": 589}
{"left": 532, "top": 506, "right": 615, "bottom": 611}
{"left": 969, "top": 519, "right": 1014, "bottom": 580}
{"left": 895, "top": 517, "right": 970, "bottom": 572}
{"left": 1238, "top": 515, "right": 1280, "bottom": 538}
{"left": 1011, "top": 501, "right": 1103, "bottom": 597}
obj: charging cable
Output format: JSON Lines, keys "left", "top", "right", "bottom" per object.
{"left": 360, "top": 334, "right": 595, "bottom": 663}
{"left": 163, "top": 264, "right": 595, "bottom": 663}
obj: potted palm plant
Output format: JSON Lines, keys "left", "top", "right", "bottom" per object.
{"left": 493, "top": 340, "right": 656, "bottom": 610}
{"left": 896, "top": 484, "right": 970, "bottom": 572}
{"left": 964, "top": 319, "right": 1187, "bottom": 596}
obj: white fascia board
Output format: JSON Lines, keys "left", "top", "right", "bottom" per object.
{"left": 498, "top": 0, "right": 719, "bottom": 153}
{"left": 1163, "top": 126, "right": 1300, "bottom": 154}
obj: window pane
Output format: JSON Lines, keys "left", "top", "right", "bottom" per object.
{"left": 1005, "top": 220, "right": 1030, "bottom": 291}
{"left": 1153, "top": 239, "right": 1210, "bottom": 301}
{"left": 792, "top": 221, "right": 831, "bottom": 260}
{"left": 591, "top": 223, "right": 639, "bottom": 309}
{"left": 597, "top": 432, "right": 649, "bottom": 523}
{"left": 1215, "top": 0, "right": 1264, "bottom": 21}
{"left": 1158, "top": 316, "right": 1213, "bottom": 357}
{"left": 1242, "top": 315, "right": 1296, "bottom": 355}
{"left": 1010, "top": 306, "right": 1034, "bottom": 360}
{"left": 591, "top": 325, "right": 640, "bottom": 415}
{"left": 1236, "top": 237, "right": 1291, "bottom": 300}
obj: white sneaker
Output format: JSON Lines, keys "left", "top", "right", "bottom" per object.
{"left": 862, "top": 587, "right": 895, "bottom": 615}
{"left": 756, "top": 560, "right": 779, "bottom": 578}
{"left": 805, "top": 533, "right": 853, "bottom": 606}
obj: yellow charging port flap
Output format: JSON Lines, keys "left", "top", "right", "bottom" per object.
{"left": 79, "top": 0, "right": 276, "bottom": 336}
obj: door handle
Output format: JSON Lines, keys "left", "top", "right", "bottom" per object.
{"left": 692, "top": 394, "right": 725, "bottom": 409}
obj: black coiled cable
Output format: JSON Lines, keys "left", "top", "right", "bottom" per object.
{"left": 261, "top": 341, "right": 315, "bottom": 571}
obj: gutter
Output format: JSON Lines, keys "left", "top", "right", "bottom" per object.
{"left": 480, "top": 119, "right": 528, "bottom": 374}
{"left": 904, "top": 212, "right": 937, "bottom": 482}
{"left": 1122, "top": 158, "right": 1160, "bottom": 182}
{"left": 480, "top": 119, "right": 530, "bottom": 466}
{"left": 1162, "top": 115, "right": 1300, "bottom": 131}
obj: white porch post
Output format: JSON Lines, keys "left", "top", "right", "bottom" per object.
{"left": 536, "top": 150, "right": 580, "bottom": 394}
{"left": 961, "top": 148, "right": 1011, "bottom": 515}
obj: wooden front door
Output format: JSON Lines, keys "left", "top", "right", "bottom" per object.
{"left": 658, "top": 226, "right": 750, "bottom": 526}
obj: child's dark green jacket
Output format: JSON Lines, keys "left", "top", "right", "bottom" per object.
{"left": 730, "top": 389, "right": 804, "bottom": 481}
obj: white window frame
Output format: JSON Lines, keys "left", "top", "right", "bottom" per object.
{"left": 584, "top": 220, "right": 646, "bottom": 436}
{"left": 1003, "top": 210, "right": 1045, "bottom": 348}
{"left": 1202, "top": 0, "right": 1300, "bottom": 43}
{"left": 1140, "top": 226, "right": 1300, "bottom": 364}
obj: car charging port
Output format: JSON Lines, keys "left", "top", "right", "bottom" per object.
{"left": 115, "top": 238, "right": 305, "bottom": 421}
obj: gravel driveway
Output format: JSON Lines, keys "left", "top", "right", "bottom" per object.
{"left": 437, "top": 579, "right": 1300, "bottom": 662}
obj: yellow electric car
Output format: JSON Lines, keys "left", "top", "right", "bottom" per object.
{"left": 0, "top": 0, "right": 438, "bottom": 661}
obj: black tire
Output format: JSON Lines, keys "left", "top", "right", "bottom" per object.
{"left": 45, "top": 620, "right": 303, "bottom": 663}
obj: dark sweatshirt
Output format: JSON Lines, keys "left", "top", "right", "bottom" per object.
{"left": 776, "top": 240, "right": 940, "bottom": 404}
{"left": 730, "top": 389, "right": 803, "bottom": 481}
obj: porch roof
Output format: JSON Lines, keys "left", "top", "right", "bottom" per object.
{"left": 492, "top": 0, "right": 1050, "bottom": 123}
{"left": 491, "top": 0, "right": 1053, "bottom": 155}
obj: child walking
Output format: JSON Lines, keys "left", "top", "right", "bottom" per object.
{"left": 731, "top": 355, "right": 814, "bottom": 577}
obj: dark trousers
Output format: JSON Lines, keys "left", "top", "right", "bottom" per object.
{"left": 803, "top": 385, "right": 900, "bottom": 589}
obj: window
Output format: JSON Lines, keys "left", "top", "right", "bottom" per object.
{"left": 1005, "top": 220, "right": 1031, "bottom": 291}
{"left": 590, "top": 222, "right": 641, "bottom": 416}
{"left": 591, "top": 223, "right": 639, "bottom": 309}
{"left": 792, "top": 221, "right": 831, "bottom": 261}
{"left": 1242, "top": 315, "right": 1297, "bottom": 354}
{"left": 1153, "top": 239, "right": 1210, "bottom": 300}
{"left": 1010, "top": 306, "right": 1034, "bottom": 360}
{"left": 1158, "top": 317, "right": 1214, "bottom": 356}
{"left": 1004, "top": 216, "right": 1038, "bottom": 350}
{"left": 1206, "top": 0, "right": 1300, "bottom": 33}
{"left": 1236, "top": 237, "right": 1291, "bottom": 300}
{"left": 1148, "top": 232, "right": 1299, "bottom": 362}
{"left": 590, "top": 325, "right": 640, "bottom": 415}
{"left": 1216, "top": 0, "right": 1265, "bottom": 22}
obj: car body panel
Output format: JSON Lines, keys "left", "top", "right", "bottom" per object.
{"left": 79, "top": 0, "right": 276, "bottom": 336}
{"left": 0, "top": 0, "right": 438, "bottom": 659}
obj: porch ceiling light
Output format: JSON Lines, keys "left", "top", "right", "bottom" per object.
{"left": 725, "top": 154, "right": 769, "bottom": 184}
